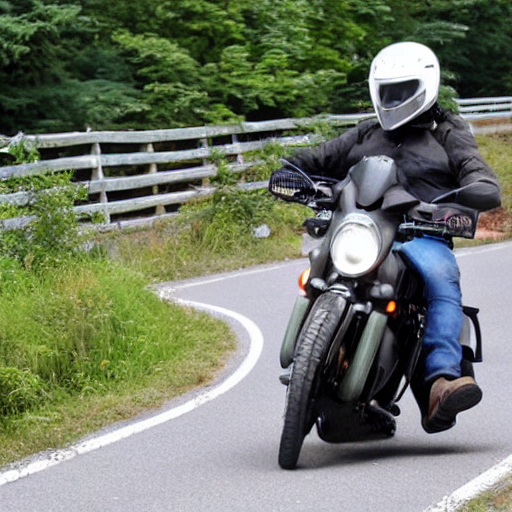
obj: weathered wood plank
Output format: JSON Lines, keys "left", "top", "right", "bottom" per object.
{"left": 74, "top": 189, "right": 212, "bottom": 216}
{"left": 0, "top": 215, "right": 35, "bottom": 230}
{"left": 0, "top": 136, "right": 305, "bottom": 180}
{"left": 455, "top": 96, "right": 512, "bottom": 106}
{"left": 11, "top": 114, "right": 369, "bottom": 149}
{"left": 0, "top": 155, "right": 98, "bottom": 179}
{"left": 463, "top": 112, "right": 512, "bottom": 121}
{"left": 87, "top": 165, "right": 217, "bottom": 194}
{"left": 0, "top": 190, "right": 32, "bottom": 206}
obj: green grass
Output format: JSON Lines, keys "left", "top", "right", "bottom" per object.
{"left": 0, "top": 258, "right": 235, "bottom": 467}
{"left": 457, "top": 477, "right": 512, "bottom": 511}
{"left": 0, "top": 187, "right": 305, "bottom": 468}
{"left": 104, "top": 188, "right": 307, "bottom": 282}
{"left": 1, "top": 131, "right": 511, "bottom": 476}
{"left": 476, "top": 132, "right": 512, "bottom": 208}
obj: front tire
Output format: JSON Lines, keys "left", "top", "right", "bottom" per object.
{"left": 278, "top": 292, "right": 346, "bottom": 469}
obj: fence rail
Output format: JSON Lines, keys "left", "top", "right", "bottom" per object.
{"left": 0, "top": 99, "right": 510, "bottom": 230}
{"left": 454, "top": 96, "right": 512, "bottom": 119}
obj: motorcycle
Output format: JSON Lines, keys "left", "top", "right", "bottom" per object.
{"left": 269, "top": 155, "right": 483, "bottom": 469}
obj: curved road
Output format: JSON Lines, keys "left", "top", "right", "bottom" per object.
{"left": 1, "top": 242, "right": 512, "bottom": 511}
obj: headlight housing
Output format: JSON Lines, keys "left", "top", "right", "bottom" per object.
{"left": 330, "top": 214, "right": 381, "bottom": 277}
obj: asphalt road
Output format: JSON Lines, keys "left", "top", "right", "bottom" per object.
{"left": 1, "top": 241, "right": 512, "bottom": 512}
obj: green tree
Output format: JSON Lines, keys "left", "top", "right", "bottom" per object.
{"left": 154, "top": 0, "right": 245, "bottom": 64}
{"left": 1, "top": 0, "right": 510, "bottom": 134}
{"left": 383, "top": 0, "right": 512, "bottom": 97}
{"left": 0, "top": 0, "right": 85, "bottom": 133}
{"left": 441, "top": 0, "right": 512, "bottom": 97}
{"left": 0, "top": 0, "right": 145, "bottom": 134}
{"left": 112, "top": 31, "right": 208, "bottom": 127}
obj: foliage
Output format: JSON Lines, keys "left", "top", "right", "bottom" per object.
{"left": 1, "top": 0, "right": 510, "bottom": 135}
{"left": 0, "top": 366, "right": 45, "bottom": 416}
{"left": 0, "top": 0, "right": 143, "bottom": 133}
{"left": 438, "top": 85, "right": 460, "bottom": 113}
{"left": 112, "top": 30, "right": 208, "bottom": 127}
{"left": 440, "top": 0, "right": 512, "bottom": 97}
{"left": 476, "top": 132, "right": 512, "bottom": 217}
{"left": 0, "top": 131, "right": 510, "bottom": 467}
{"left": 5, "top": 137, "right": 39, "bottom": 164}
{"left": 384, "top": 0, "right": 512, "bottom": 97}
{"left": 0, "top": 146, "right": 86, "bottom": 270}
{"left": 170, "top": 148, "right": 304, "bottom": 260}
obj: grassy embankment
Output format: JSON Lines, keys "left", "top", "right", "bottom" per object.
{"left": 0, "top": 144, "right": 306, "bottom": 468}
{"left": 0, "top": 132, "right": 511, "bottom": 477}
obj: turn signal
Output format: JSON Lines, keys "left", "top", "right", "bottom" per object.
{"left": 386, "top": 300, "right": 397, "bottom": 314}
{"left": 298, "top": 267, "right": 311, "bottom": 293}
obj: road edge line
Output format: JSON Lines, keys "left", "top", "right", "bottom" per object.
{"left": 0, "top": 300, "right": 263, "bottom": 487}
{"left": 424, "top": 454, "right": 512, "bottom": 511}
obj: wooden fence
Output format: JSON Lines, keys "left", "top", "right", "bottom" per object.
{"left": 0, "top": 98, "right": 510, "bottom": 230}
{"left": 0, "top": 113, "right": 374, "bottom": 230}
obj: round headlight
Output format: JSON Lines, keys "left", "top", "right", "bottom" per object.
{"left": 330, "top": 215, "right": 381, "bottom": 277}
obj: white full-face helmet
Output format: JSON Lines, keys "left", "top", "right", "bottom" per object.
{"left": 369, "top": 42, "right": 440, "bottom": 131}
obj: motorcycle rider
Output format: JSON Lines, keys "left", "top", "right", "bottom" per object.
{"left": 280, "top": 42, "right": 501, "bottom": 433}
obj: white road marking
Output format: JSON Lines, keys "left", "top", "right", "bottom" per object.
{"left": 163, "top": 260, "right": 303, "bottom": 292}
{"left": 0, "top": 299, "right": 264, "bottom": 487}
{"left": 455, "top": 239, "right": 512, "bottom": 258}
{"left": 423, "top": 239, "right": 512, "bottom": 510}
{"left": 2, "top": 244, "right": 512, "bottom": 495}
{"left": 424, "top": 454, "right": 512, "bottom": 511}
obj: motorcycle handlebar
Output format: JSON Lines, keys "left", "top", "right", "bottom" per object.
{"left": 401, "top": 201, "right": 479, "bottom": 239}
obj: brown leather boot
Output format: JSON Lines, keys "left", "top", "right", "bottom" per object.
{"left": 422, "top": 376, "right": 482, "bottom": 434}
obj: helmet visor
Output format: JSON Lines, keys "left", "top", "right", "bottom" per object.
{"left": 377, "top": 89, "right": 426, "bottom": 131}
{"left": 379, "top": 80, "right": 420, "bottom": 108}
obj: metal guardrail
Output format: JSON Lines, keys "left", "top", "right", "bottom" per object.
{"left": 455, "top": 96, "right": 512, "bottom": 120}
{"left": 0, "top": 99, "right": 510, "bottom": 229}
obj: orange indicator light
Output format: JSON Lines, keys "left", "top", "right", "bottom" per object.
{"left": 386, "top": 301, "right": 397, "bottom": 314}
{"left": 298, "top": 267, "right": 311, "bottom": 292}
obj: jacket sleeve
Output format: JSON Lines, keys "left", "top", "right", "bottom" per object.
{"left": 436, "top": 113, "right": 501, "bottom": 211}
{"left": 286, "top": 120, "right": 375, "bottom": 180}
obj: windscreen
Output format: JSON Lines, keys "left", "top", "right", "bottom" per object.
{"left": 349, "top": 156, "right": 398, "bottom": 207}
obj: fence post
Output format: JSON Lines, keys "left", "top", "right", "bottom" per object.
{"left": 232, "top": 134, "right": 244, "bottom": 165}
{"left": 90, "top": 142, "right": 110, "bottom": 224}
{"left": 143, "top": 143, "right": 166, "bottom": 216}
{"left": 199, "top": 135, "right": 211, "bottom": 188}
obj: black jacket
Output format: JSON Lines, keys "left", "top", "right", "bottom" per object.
{"left": 288, "top": 111, "right": 501, "bottom": 211}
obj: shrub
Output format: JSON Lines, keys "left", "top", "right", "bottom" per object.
{"left": 0, "top": 366, "right": 45, "bottom": 416}
{"left": 0, "top": 141, "right": 87, "bottom": 271}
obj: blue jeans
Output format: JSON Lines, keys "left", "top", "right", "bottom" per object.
{"left": 399, "top": 236, "right": 463, "bottom": 383}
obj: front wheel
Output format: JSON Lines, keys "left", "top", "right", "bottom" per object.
{"left": 278, "top": 292, "right": 347, "bottom": 469}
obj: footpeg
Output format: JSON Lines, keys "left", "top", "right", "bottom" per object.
{"left": 389, "top": 404, "right": 401, "bottom": 416}
{"left": 279, "top": 372, "right": 290, "bottom": 385}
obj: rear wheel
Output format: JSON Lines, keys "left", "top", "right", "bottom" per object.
{"left": 278, "top": 292, "right": 347, "bottom": 469}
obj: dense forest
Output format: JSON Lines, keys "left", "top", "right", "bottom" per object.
{"left": 1, "top": 0, "right": 511, "bottom": 135}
